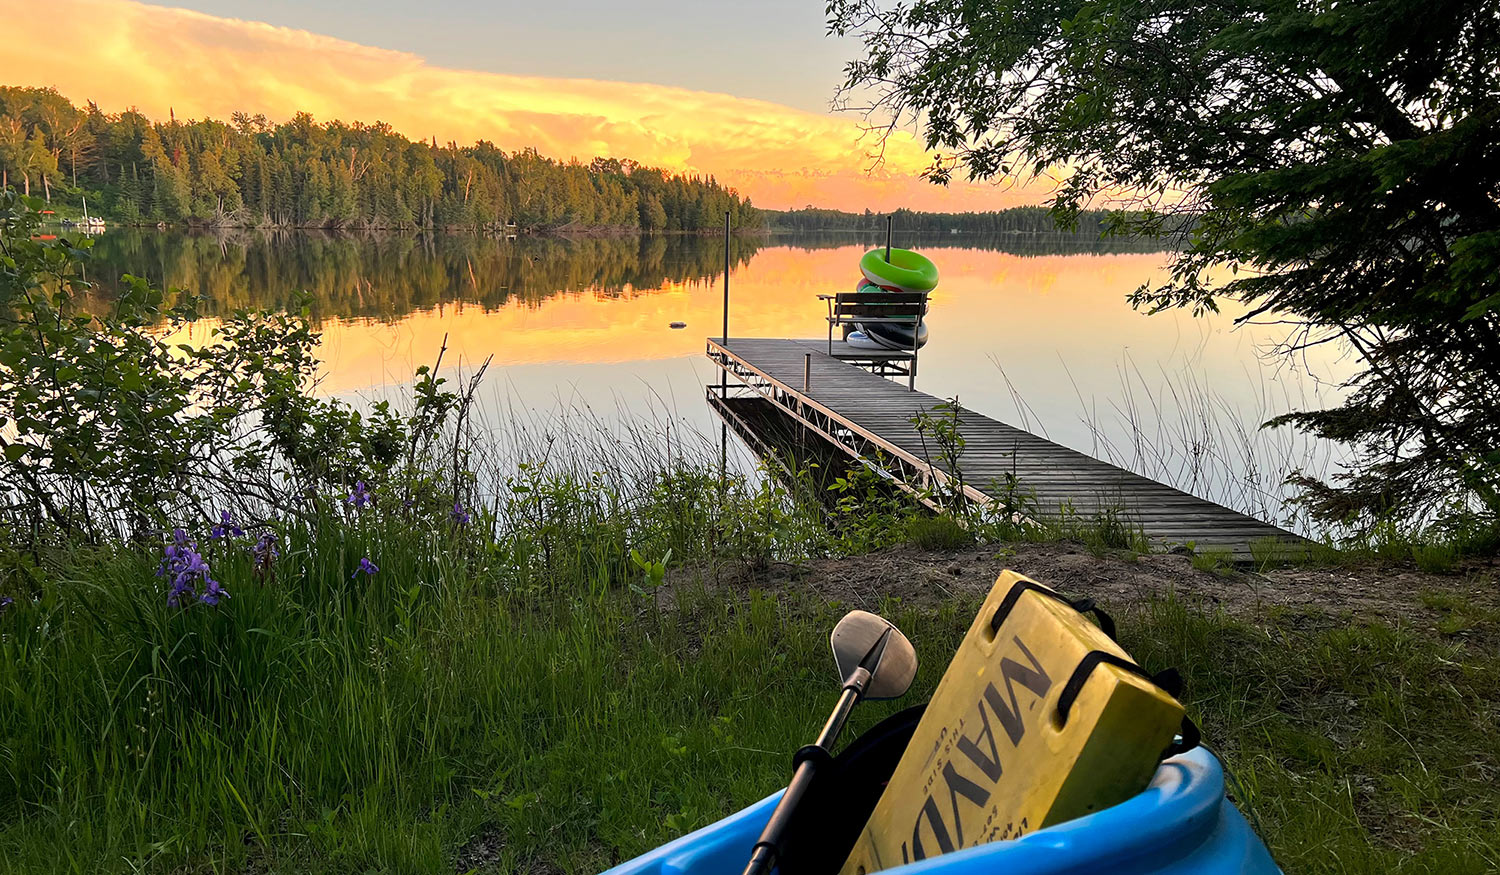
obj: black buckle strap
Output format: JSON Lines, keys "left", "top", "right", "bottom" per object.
{"left": 1167, "top": 715, "right": 1202, "bottom": 758}
{"left": 1056, "top": 650, "right": 1200, "bottom": 758}
{"left": 1057, "top": 652, "right": 1169, "bottom": 725}
{"left": 990, "top": 579, "right": 1199, "bottom": 759}
{"left": 989, "top": 579, "right": 1117, "bottom": 641}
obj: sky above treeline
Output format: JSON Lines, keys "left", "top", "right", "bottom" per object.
{"left": 0, "top": 0, "right": 1048, "bottom": 212}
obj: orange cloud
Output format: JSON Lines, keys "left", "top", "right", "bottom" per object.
{"left": 0, "top": 0, "right": 1044, "bottom": 212}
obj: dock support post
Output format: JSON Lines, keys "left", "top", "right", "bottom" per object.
{"left": 803, "top": 352, "right": 811, "bottom": 392}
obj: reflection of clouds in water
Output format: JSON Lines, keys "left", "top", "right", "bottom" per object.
{"left": 136, "top": 234, "right": 1357, "bottom": 534}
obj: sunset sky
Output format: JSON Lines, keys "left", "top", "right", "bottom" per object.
{"left": 0, "top": 0, "right": 1049, "bottom": 212}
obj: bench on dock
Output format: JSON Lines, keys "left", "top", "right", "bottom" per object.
{"left": 819, "top": 291, "right": 929, "bottom": 389}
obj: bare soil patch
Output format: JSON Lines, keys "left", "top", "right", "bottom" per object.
{"left": 678, "top": 541, "right": 1500, "bottom": 633}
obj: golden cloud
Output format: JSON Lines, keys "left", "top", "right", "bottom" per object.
{"left": 0, "top": 0, "right": 1040, "bottom": 211}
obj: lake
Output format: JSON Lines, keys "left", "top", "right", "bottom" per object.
{"left": 83, "top": 228, "right": 1354, "bottom": 533}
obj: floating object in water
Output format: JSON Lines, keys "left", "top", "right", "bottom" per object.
{"left": 669, "top": 321, "right": 687, "bottom": 329}
{"left": 859, "top": 247, "right": 939, "bottom": 293}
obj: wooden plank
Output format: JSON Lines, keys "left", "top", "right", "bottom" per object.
{"left": 709, "top": 338, "right": 1301, "bottom": 557}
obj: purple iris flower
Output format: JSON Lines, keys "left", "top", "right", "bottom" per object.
{"left": 252, "top": 531, "right": 279, "bottom": 564}
{"left": 159, "top": 529, "right": 222, "bottom": 607}
{"left": 450, "top": 501, "right": 471, "bottom": 526}
{"left": 0, "top": 596, "right": 13, "bottom": 610}
{"left": 199, "top": 578, "right": 229, "bottom": 606}
{"left": 210, "top": 510, "right": 245, "bottom": 540}
{"left": 352, "top": 557, "right": 379, "bottom": 578}
{"left": 346, "top": 480, "right": 373, "bottom": 509}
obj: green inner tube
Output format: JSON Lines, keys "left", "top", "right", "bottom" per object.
{"left": 860, "top": 248, "right": 939, "bottom": 293}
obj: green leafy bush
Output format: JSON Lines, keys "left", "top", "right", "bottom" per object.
{"left": 0, "top": 191, "right": 466, "bottom": 543}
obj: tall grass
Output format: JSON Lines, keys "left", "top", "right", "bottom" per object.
{"left": 1026, "top": 355, "right": 1344, "bottom": 537}
{"left": 5, "top": 507, "right": 1496, "bottom": 873}
{"left": 0, "top": 451, "right": 867, "bottom": 873}
{"left": 1122, "top": 596, "right": 1500, "bottom": 873}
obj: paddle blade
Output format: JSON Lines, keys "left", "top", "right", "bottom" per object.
{"left": 830, "top": 610, "right": 917, "bottom": 700}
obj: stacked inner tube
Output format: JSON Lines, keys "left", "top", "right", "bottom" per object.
{"left": 846, "top": 247, "right": 938, "bottom": 351}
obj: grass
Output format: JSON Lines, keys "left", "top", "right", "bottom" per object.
{"left": 904, "top": 514, "right": 974, "bottom": 551}
{"left": 1123, "top": 596, "right": 1500, "bottom": 873}
{"left": 1418, "top": 589, "right": 1500, "bottom": 637}
{"left": 1190, "top": 546, "right": 1236, "bottom": 576}
{"left": 2, "top": 489, "right": 1496, "bottom": 873}
{"left": 1240, "top": 518, "right": 1500, "bottom": 575}
{"left": 0, "top": 392, "right": 1493, "bottom": 873}
{"left": 0, "top": 503, "right": 971, "bottom": 874}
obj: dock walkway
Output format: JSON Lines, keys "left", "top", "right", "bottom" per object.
{"left": 708, "top": 337, "right": 1301, "bottom": 560}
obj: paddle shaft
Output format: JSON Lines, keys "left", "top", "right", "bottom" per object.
{"left": 741, "top": 670, "right": 870, "bottom": 875}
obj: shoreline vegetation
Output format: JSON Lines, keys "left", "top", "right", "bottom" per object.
{"left": 1, "top": 193, "right": 1497, "bottom": 873}
{"left": 73, "top": 228, "right": 1169, "bottom": 331}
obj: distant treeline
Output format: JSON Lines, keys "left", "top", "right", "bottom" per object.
{"left": 764, "top": 206, "right": 1131, "bottom": 236}
{"left": 0, "top": 86, "right": 760, "bottom": 232}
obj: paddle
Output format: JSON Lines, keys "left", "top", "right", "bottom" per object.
{"left": 741, "top": 610, "right": 917, "bottom": 875}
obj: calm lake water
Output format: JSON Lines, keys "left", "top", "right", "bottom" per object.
{"left": 85, "top": 229, "right": 1354, "bottom": 531}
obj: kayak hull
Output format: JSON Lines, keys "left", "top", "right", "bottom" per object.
{"left": 600, "top": 747, "right": 1279, "bottom": 875}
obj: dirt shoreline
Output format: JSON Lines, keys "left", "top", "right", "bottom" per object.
{"left": 683, "top": 541, "right": 1500, "bottom": 633}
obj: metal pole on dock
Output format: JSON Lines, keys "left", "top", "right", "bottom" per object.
{"left": 720, "top": 210, "right": 730, "bottom": 488}
{"left": 722, "top": 210, "right": 731, "bottom": 391}
{"left": 885, "top": 215, "right": 893, "bottom": 262}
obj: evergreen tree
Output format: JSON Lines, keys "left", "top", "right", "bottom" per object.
{"left": 830, "top": 0, "right": 1500, "bottom": 526}
{"left": 0, "top": 86, "right": 759, "bottom": 234}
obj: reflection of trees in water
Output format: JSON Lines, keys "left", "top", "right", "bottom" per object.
{"left": 80, "top": 229, "right": 1170, "bottom": 323}
{"left": 771, "top": 231, "right": 1173, "bottom": 256}
{"left": 83, "top": 231, "right": 766, "bottom": 323}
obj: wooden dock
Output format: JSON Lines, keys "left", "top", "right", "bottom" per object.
{"left": 708, "top": 337, "right": 1303, "bottom": 561}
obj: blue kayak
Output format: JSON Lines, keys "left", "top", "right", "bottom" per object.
{"left": 602, "top": 747, "right": 1280, "bottom": 875}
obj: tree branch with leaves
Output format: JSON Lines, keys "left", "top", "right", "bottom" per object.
{"left": 830, "top": 0, "right": 1500, "bottom": 531}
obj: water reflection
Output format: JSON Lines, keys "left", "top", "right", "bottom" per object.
{"left": 82, "top": 228, "right": 1353, "bottom": 531}
{"left": 84, "top": 229, "right": 1167, "bottom": 323}
{"left": 85, "top": 231, "right": 764, "bottom": 322}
